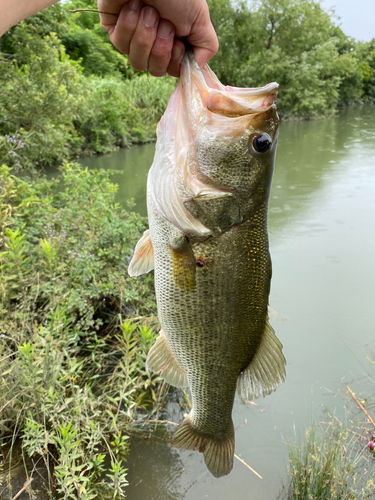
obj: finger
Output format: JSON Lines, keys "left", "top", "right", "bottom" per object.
{"left": 107, "top": 0, "right": 143, "bottom": 55}
{"left": 148, "top": 19, "right": 175, "bottom": 77}
{"left": 128, "top": 5, "right": 160, "bottom": 72}
{"left": 186, "top": 7, "right": 219, "bottom": 67}
{"left": 97, "top": 0, "right": 127, "bottom": 34}
{"left": 166, "top": 39, "right": 185, "bottom": 78}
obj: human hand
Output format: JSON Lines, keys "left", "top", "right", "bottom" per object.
{"left": 97, "top": 0, "right": 218, "bottom": 77}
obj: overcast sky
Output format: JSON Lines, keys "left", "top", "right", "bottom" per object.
{"left": 320, "top": 0, "right": 375, "bottom": 41}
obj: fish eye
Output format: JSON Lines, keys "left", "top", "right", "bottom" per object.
{"left": 249, "top": 133, "right": 272, "bottom": 154}
{"left": 196, "top": 258, "right": 206, "bottom": 267}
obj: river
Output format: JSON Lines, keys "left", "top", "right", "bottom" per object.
{"left": 80, "top": 106, "right": 375, "bottom": 499}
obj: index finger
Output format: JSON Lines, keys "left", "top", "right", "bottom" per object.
{"left": 97, "top": 0, "right": 126, "bottom": 31}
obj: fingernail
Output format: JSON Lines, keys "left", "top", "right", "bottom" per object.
{"left": 158, "top": 20, "right": 174, "bottom": 39}
{"left": 129, "top": 0, "right": 141, "bottom": 10}
{"left": 172, "top": 44, "right": 184, "bottom": 61}
{"left": 143, "top": 6, "right": 158, "bottom": 28}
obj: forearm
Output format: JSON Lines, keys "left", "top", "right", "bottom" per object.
{"left": 0, "top": 0, "right": 59, "bottom": 37}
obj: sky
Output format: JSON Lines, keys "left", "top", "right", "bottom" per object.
{"left": 320, "top": 0, "right": 375, "bottom": 41}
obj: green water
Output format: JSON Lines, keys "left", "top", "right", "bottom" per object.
{"left": 81, "top": 107, "right": 375, "bottom": 499}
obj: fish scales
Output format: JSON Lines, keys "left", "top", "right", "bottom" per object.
{"left": 128, "top": 51, "right": 286, "bottom": 478}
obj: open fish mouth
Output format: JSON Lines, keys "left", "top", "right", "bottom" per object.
{"left": 182, "top": 51, "right": 278, "bottom": 118}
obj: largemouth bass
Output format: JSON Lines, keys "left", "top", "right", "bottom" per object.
{"left": 128, "top": 52, "right": 286, "bottom": 478}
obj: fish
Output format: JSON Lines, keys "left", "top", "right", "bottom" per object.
{"left": 128, "top": 51, "right": 286, "bottom": 478}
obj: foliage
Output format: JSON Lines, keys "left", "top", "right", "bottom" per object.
{"left": 356, "top": 40, "right": 375, "bottom": 101}
{"left": 207, "top": 0, "right": 370, "bottom": 118}
{"left": 0, "top": 29, "right": 83, "bottom": 171}
{"left": 0, "top": 163, "right": 156, "bottom": 329}
{"left": 0, "top": 0, "right": 132, "bottom": 79}
{"left": 76, "top": 74, "right": 174, "bottom": 154}
{"left": 0, "top": 317, "right": 158, "bottom": 498}
{"left": 0, "top": 163, "right": 162, "bottom": 497}
{"left": 0, "top": 15, "right": 175, "bottom": 171}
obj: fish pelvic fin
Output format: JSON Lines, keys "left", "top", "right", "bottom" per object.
{"left": 237, "top": 318, "right": 286, "bottom": 400}
{"left": 146, "top": 330, "right": 188, "bottom": 388}
{"left": 128, "top": 229, "right": 154, "bottom": 277}
{"left": 171, "top": 416, "right": 235, "bottom": 478}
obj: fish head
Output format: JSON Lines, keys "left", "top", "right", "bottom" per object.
{"left": 184, "top": 54, "right": 279, "bottom": 217}
{"left": 148, "top": 52, "right": 280, "bottom": 236}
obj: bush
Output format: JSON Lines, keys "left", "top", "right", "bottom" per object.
{"left": 75, "top": 74, "right": 175, "bottom": 154}
{"left": 0, "top": 21, "right": 175, "bottom": 171}
{"left": 0, "top": 31, "right": 83, "bottom": 171}
{"left": 0, "top": 163, "right": 160, "bottom": 497}
{"left": 0, "top": 163, "right": 156, "bottom": 328}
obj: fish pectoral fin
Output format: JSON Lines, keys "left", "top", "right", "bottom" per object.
{"left": 146, "top": 330, "right": 188, "bottom": 388}
{"left": 237, "top": 318, "right": 286, "bottom": 400}
{"left": 193, "top": 188, "right": 232, "bottom": 200}
{"left": 171, "top": 416, "right": 235, "bottom": 478}
{"left": 128, "top": 229, "right": 154, "bottom": 277}
{"left": 184, "top": 192, "right": 242, "bottom": 234}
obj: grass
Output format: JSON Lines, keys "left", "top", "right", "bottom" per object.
{"left": 279, "top": 362, "right": 375, "bottom": 500}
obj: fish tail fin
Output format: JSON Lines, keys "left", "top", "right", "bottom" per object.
{"left": 171, "top": 416, "right": 234, "bottom": 478}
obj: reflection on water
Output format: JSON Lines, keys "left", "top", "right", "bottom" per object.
{"left": 127, "top": 427, "right": 185, "bottom": 500}
{"left": 81, "top": 107, "right": 375, "bottom": 499}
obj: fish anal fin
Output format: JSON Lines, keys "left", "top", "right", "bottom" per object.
{"left": 237, "top": 318, "right": 286, "bottom": 400}
{"left": 171, "top": 416, "right": 235, "bottom": 478}
{"left": 147, "top": 330, "right": 188, "bottom": 388}
{"left": 128, "top": 229, "right": 154, "bottom": 277}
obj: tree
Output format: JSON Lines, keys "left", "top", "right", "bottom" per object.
{"left": 207, "top": 0, "right": 365, "bottom": 117}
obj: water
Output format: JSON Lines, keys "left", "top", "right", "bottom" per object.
{"left": 81, "top": 107, "right": 375, "bottom": 499}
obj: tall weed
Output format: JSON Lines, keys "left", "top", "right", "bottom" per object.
{"left": 279, "top": 414, "right": 375, "bottom": 499}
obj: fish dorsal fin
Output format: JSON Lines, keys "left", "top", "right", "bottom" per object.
{"left": 128, "top": 229, "right": 154, "bottom": 277}
{"left": 147, "top": 330, "right": 189, "bottom": 388}
{"left": 236, "top": 318, "right": 286, "bottom": 400}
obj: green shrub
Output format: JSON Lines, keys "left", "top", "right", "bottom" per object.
{"left": 0, "top": 20, "right": 175, "bottom": 171}
{"left": 75, "top": 74, "right": 175, "bottom": 154}
{"left": 0, "top": 30, "right": 83, "bottom": 171}
{"left": 0, "top": 163, "right": 160, "bottom": 497}
{"left": 0, "top": 163, "right": 156, "bottom": 329}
